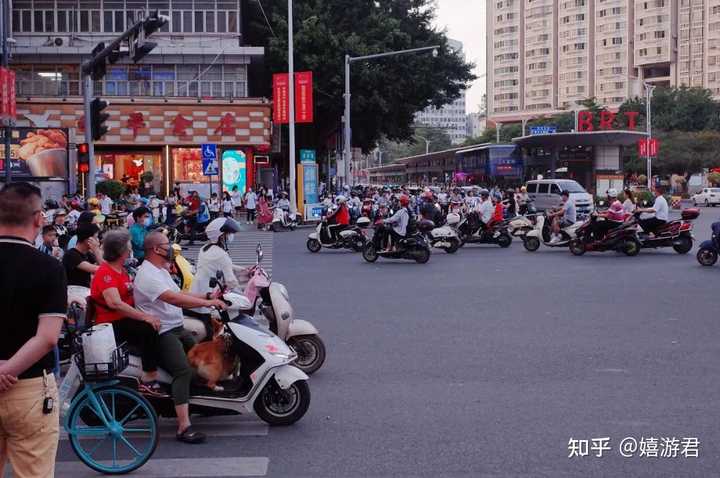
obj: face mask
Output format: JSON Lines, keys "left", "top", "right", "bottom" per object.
{"left": 144, "top": 217, "right": 152, "bottom": 227}
{"left": 156, "top": 245, "right": 174, "bottom": 263}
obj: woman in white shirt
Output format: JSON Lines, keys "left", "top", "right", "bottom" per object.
{"left": 230, "top": 186, "right": 242, "bottom": 218}
{"left": 622, "top": 188, "right": 636, "bottom": 215}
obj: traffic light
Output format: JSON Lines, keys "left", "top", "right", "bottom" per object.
{"left": 131, "top": 11, "right": 167, "bottom": 63}
{"left": 90, "top": 42, "right": 106, "bottom": 81}
{"left": 77, "top": 143, "right": 90, "bottom": 173}
{"left": 90, "top": 97, "right": 110, "bottom": 141}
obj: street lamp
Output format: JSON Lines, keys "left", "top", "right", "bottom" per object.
{"left": 415, "top": 134, "right": 431, "bottom": 155}
{"left": 343, "top": 45, "right": 440, "bottom": 186}
{"left": 287, "top": 0, "right": 297, "bottom": 215}
{"left": 644, "top": 82, "right": 656, "bottom": 190}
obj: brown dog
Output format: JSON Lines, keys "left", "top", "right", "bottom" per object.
{"left": 187, "top": 319, "right": 238, "bottom": 391}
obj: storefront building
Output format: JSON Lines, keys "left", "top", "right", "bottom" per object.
{"left": 10, "top": 0, "right": 270, "bottom": 196}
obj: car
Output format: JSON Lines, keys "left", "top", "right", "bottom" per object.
{"left": 692, "top": 187, "right": 720, "bottom": 206}
{"left": 525, "top": 179, "right": 594, "bottom": 216}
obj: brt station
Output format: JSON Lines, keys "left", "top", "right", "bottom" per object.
{"left": 366, "top": 130, "right": 647, "bottom": 195}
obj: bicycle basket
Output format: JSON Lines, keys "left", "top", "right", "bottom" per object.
{"left": 72, "top": 342, "right": 129, "bottom": 382}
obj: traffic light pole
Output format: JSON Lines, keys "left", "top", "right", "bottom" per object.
{"left": 83, "top": 75, "right": 96, "bottom": 197}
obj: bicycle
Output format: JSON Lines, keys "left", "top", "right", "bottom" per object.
{"left": 61, "top": 337, "right": 159, "bottom": 474}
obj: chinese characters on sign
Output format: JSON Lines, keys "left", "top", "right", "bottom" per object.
{"left": 0, "top": 67, "right": 17, "bottom": 122}
{"left": 637, "top": 138, "right": 659, "bottom": 157}
{"left": 172, "top": 114, "right": 192, "bottom": 137}
{"left": 127, "top": 112, "right": 146, "bottom": 138}
{"left": 568, "top": 437, "right": 699, "bottom": 458}
{"left": 272, "top": 71, "right": 314, "bottom": 124}
{"left": 215, "top": 113, "right": 236, "bottom": 136}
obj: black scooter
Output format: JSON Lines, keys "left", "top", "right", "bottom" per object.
{"left": 456, "top": 212, "right": 512, "bottom": 248}
{"left": 362, "top": 222, "right": 431, "bottom": 264}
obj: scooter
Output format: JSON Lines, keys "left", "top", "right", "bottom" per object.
{"left": 416, "top": 213, "right": 462, "bottom": 254}
{"left": 697, "top": 221, "right": 720, "bottom": 266}
{"left": 569, "top": 214, "right": 641, "bottom": 256}
{"left": 362, "top": 221, "right": 431, "bottom": 264}
{"left": 632, "top": 208, "right": 698, "bottom": 254}
{"left": 522, "top": 212, "right": 582, "bottom": 251}
{"left": 506, "top": 201, "right": 538, "bottom": 237}
{"left": 272, "top": 207, "right": 297, "bottom": 232}
{"left": 456, "top": 213, "right": 513, "bottom": 248}
{"left": 306, "top": 216, "right": 370, "bottom": 253}
{"left": 121, "top": 281, "right": 311, "bottom": 426}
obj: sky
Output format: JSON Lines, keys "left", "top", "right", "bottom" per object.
{"left": 434, "top": 0, "right": 486, "bottom": 114}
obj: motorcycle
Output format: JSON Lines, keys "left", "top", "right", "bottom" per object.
{"left": 568, "top": 214, "right": 641, "bottom": 256}
{"left": 362, "top": 220, "right": 431, "bottom": 264}
{"left": 456, "top": 212, "right": 513, "bottom": 248}
{"left": 121, "top": 280, "right": 311, "bottom": 426}
{"left": 697, "top": 221, "right": 720, "bottom": 266}
{"left": 416, "top": 213, "right": 462, "bottom": 254}
{"left": 306, "top": 216, "right": 370, "bottom": 253}
{"left": 522, "top": 211, "right": 582, "bottom": 251}
{"left": 361, "top": 198, "right": 376, "bottom": 219}
{"left": 633, "top": 208, "right": 698, "bottom": 254}
{"left": 506, "top": 201, "right": 538, "bottom": 237}
{"left": 174, "top": 211, "right": 208, "bottom": 244}
{"left": 271, "top": 207, "right": 297, "bottom": 232}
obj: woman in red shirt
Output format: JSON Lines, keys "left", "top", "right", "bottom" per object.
{"left": 90, "top": 229, "right": 162, "bottom": 392}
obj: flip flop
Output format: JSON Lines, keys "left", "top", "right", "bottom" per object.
{"left": 176, "top": 426, "right": 206, "bottom": 444}
{"left": 139, "top": 380, "right": 165, "bottom": 396}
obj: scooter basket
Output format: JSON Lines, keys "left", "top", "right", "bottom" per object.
{"left": 72, "top": 341, "right": 129, "bottom": 382}
{"left": 681, "top": 208, "right": 700, "bottom": 220}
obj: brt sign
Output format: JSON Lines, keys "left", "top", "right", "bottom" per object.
{"left": 577, "top": 110, "right": 640, "bottom": 131}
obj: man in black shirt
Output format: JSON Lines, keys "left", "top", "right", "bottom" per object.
{"left": 0, "top": 182, "right": 66, "bottom": 477}
{"left": 63, "top": 222, "right": 100, "bottom": 287}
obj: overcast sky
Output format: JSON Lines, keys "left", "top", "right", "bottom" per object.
{"left": 434, "top": 0, "right": 486, "bottom": 114}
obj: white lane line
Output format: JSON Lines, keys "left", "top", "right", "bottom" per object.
{"left": 52, "top": 457, "right": 269, "bottom": 477}
{"left": 60, "top": 418, "right": 268, "bottom": 440}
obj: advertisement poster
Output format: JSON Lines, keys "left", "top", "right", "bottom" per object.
{"left": 0, "top": 128, "right": 69, "bottom": 179}
{"left": 303, "top": 163, "right": 318, "bottom": 204}
{"left": 222, "top": 149, "right": 247, "bottom": 193}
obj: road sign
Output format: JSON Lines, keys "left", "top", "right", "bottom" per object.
{"left": 300, "top": 149, "right": 316, "bottom": 163}
{"left": 529, "top": 125, "right": 557, "bottom": 135}
{"left": 637, "top": 138, "right": 659, "bottom": 157}
{"left": 201, "top": 143, "right": 218, "bottom": 176}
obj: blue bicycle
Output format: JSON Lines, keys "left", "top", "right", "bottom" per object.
{"left": 63, "top": 342, "right": 159, "bottom": 474}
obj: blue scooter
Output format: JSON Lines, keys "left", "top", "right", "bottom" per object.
{"left": 697, "top": 221, "right": 720, "bottom": 266}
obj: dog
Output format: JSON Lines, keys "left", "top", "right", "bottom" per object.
{"left": 187, "top": 318, "right": 238, "bottom": 391}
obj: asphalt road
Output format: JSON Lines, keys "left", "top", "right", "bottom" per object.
{"left": 54, "top": 207, "right": 720, "bottom": 478}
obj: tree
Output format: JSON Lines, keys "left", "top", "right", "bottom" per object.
{"left": 380, "top": 125, "right": 453, "bottom": 162}
{"left": 244, "top": 0, "right": 476, "bottom": 153}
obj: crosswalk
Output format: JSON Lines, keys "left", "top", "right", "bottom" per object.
{"left": 183, "top": 230, "right": 275, "bottom": 275}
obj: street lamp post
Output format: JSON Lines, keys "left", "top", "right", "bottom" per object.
{"left": 415, "top": 134, "right": 431, "bottom": 155}
{"left": 343, "top": 45, "right": 440, "bottom": 187}
{"left": 644, "top": 82, "right": 656, "bottom": 190}
{"left": 287, "top": 0, "right": 297, "bottom": 215}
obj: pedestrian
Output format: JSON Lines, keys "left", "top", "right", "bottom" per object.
{"left": 63, "top": 223, "right": 101, "bottom": 288}
{"left": 209, "top": 192, "right": 220, "bottom": 220}
{"left": 0, "top": 182, "right": 67, "bottom": 477}
{"left": 222, "top": 191, "right": 233, "bottom": 218}
{"left": 37, "top": 225, "right": 62, "bottom": 259}
{"left": 623, "top": 188, "right": 636, "bottom": 215}
{"left": 230, "top": 186, "right": 243, "bottom": 218}
{"left": 98, "top": 192, "right": 113, "bottom": 215}
{"left": 244, "top": 188, "right": 257, "bottom": 224}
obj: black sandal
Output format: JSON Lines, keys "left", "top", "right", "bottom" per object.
{"left": 176, "top": 426, "right": 206, "bottom": 444}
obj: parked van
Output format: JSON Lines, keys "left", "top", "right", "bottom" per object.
{"left": 525, "top": 179, "right": 594, "bottom": 216}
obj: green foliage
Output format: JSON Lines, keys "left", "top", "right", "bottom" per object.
{"left": 244, "top": 0, "right": 476, "bottom": 153}
{"left": 708, "top": 172, "right": 720, "bottom": 186}
{"left": 140, "top": 171, "right": 154, "bottom": 184}
{"left": 380, "top": 125, "right": 453, "bottom": 162}
{"left": 96, "top": 180, "right": 126, "bottom": 200}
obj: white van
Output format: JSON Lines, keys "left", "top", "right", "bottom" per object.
{"left": 525, "top": 179, "right": 594, "bottom": 216}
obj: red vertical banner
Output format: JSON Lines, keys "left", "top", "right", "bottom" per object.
{"left": 272, "top": 73, "right": 289, "bottom": 124}
{"left": 294, "top": 71, "right": 314, "bottom": 123}
{"left": 0, "top": 67, "right": 8, "bottom": 119}
{"left": 8, "top": 70, "right": 16, "bottom": 119}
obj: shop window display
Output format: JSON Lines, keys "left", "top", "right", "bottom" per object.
{"left": 173, "top": 148, "right": 209, "bottom": 184}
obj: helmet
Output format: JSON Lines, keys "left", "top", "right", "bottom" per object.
{"left": 521, "top": 186, "right": 527, "bottom": 193}
{"left": 88, "top": 197, "right": 100, "bottom": 207}
{"left": 606, "top": 188, "right": 618, "bottom": 198}
{"left": 205, "top": 217, "right": 241, "bottom": 243}
{"left": 422, "top": 191, "right": 434, "bottom": 201}
{"left": 335, "top": 195, "right": 347, "bottom": 204}
{"left": 399, "top": 195, "right": 410, "bottom": 207}
{"left": 480, "top": 190, "right": 490, "bottom": 198}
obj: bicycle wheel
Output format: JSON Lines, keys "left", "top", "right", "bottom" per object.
{"left": 67, "top": 386, "right": 158, "bottom": 475}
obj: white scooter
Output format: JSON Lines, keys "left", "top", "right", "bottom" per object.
{"left": 272, "top": 207, "right": 297, "bottom": 232}
{"left": 121, "top": 287, "right": 311, "bottom": 426}
{"left": 307, "top": 216, "right": 370, "bottom": 253}
{"left": 522, "top": 211, "right": 582, "bottom": 251}
{"left": 417, "top": 212, "right": 463, "bottom": 253}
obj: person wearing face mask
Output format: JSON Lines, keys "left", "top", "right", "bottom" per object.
{"left": 190, "top": 218, "right": 250, "bottom": 313}
{"left": 133, "top": 231, "right": 227, "bottom": 444}
{"left": 129, "top": 206, "right": 152, "bottom": 261}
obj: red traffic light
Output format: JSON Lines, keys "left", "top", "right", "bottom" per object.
{"left": 78, "top": 143, "right": 89, "bottom": 154}
{"left": 78, "top": 163, "right": 89, "bottom": 173}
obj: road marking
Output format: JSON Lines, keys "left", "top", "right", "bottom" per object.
{"left": 51, "top": 457, "right": 269, "bottom": 477}
{"left": 60, "top": 416, "right": 268, "bottom": 440}
{"left": 595, "top": 368, "right": 629, "bottom": 373}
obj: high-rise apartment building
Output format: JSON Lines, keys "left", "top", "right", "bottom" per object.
{"left": 415, "top": 39, "right": 467, "bottom": 144}
{"left": 487, "top": 0, "right": 720, "bottom": 124}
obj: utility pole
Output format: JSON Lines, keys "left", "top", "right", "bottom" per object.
{"left": 287, "top": 0, "right": 297, "bottom": 215}
{"left": 645, "top": 83, "right": 655, "bottom": 190}
{"left": 1, "top": 0, "right": 11, "bottom": 184}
